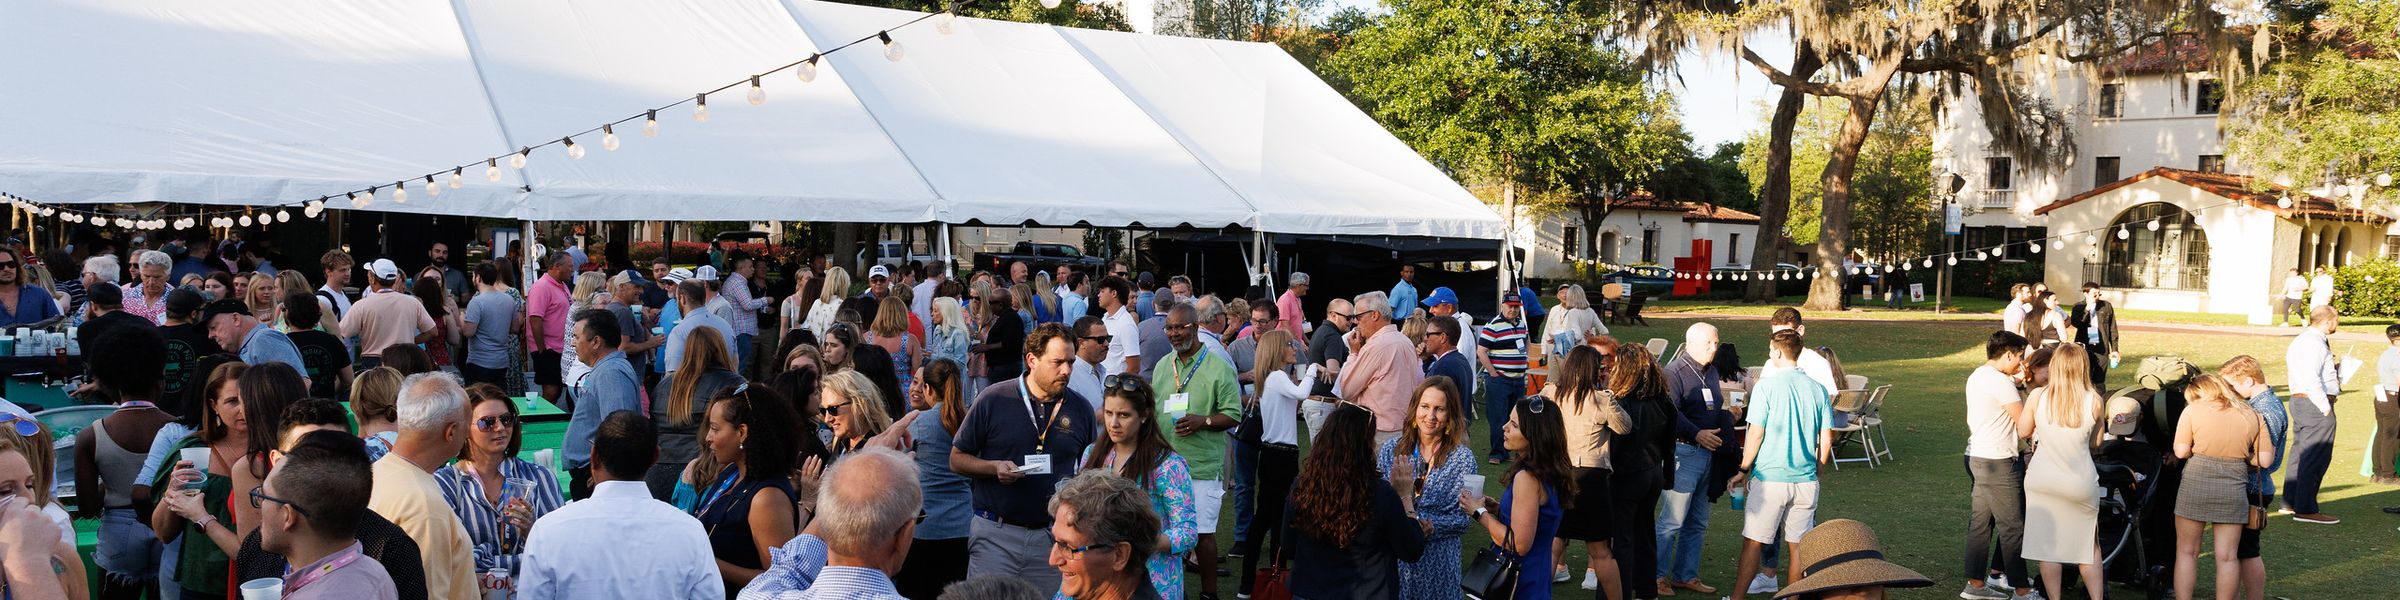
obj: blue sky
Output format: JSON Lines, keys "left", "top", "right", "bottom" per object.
{"left": 1319, "top": 0, "right": 1786, "bottom": 149}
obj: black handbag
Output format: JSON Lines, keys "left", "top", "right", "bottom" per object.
{"left": 1461, "top": 526, "right": 1522, "bottom": 600}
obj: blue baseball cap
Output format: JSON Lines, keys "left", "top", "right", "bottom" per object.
{"left": 1421, "top": 287, "right": 1458, "bottom": 307}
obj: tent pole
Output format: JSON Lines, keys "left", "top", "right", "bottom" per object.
{"left": 939, "top": 222, "right": 952, "bottom": 270}
{"left": 1252, "top": 230, "right": 1267, "bottom": 297}
{"left": 523, "top": 219, "right": 539, "bottom": 286}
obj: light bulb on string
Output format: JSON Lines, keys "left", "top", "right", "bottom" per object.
{"left": 1947, "top": 256, "right": 1959, "bottom": 266}
{"left": 354, "top": 189, "right": 373, "bottom": 209}
{"left": 486, "top": 159, "right": 502, "bottom": 182}
{"left": 564, "top": 137, "right": 585, "bottom": 160}
{"left": 2084, "top": 233, "right": 2097, "bottom": 245}
{"left": 2029, "top": 241, "right": 2042, "bottom": 254}
{"left": 239, "top": 215, "right": 253, "bottom": 227}
{"left": 172, "top": 219, "right": 187, "bottom": 231}
{"left": 880, "top": 32, "right": 905, "bottom": 61}
{"left": 1922, "top": 258, "right": 1932, "bottom": 268}
{"left": 2115, "top": 226, "right": 2129, "bottom": 240}
{"left": 450, "top": 168, "right": 464, "bottom": 189}
{"left": 693, "top": 95, "right": 710, "bottom": 123}
{"left": 602, "top": 124, "right": 620, "bottom": 151}
{"left": 392, "top": 182, "right": 407, "bottom": 205}
{"left": 509, "top": 147, "right": 530, "bottom": 169}
{"left": 747, "top": 76, "right": 766, "bottom": 106}
{"left": 2278, "top": 193, "right": 2293, "bottom": 209}
{"left": 1903, "top": 261, "right": 1913, "bottom": 271}
{"left": 2379, "top": 172, "right": 2393, "bottom": 187}
{"left": 1041, "top": 0, "right": 1062, "bottom": 7}
{"left": 2051, "top": 238, "right": 2065, "bottom": 250}
{"left": 936, "top": 10, "right": 957, "bottom": 34}
{"left": 275, "top": 210, "right": 289, "bottom": 223}
{"left": 425, "top": 175, "right": 441, "bottom": 198}
{"left": 1975, "top": 250, "right": 1987, "bottom": 260}
{"left": 643, "top": 110, "right": 660, "bottom": 137}
{"left": 2147, "top": 219, "right": 2160, "bottom": 232}
{"left": 796, "top": 57, "right": 819, "bottom": 83}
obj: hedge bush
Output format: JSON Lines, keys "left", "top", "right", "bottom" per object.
{"left": 2333, "top": 259, "right": 2400, "bottom": 319}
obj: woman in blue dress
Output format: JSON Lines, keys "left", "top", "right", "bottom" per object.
{"left": 1463, "top": 396, "right": 1573, "bottom": 600}
{"left": 1379, "top": 376, "right": 1477, "bottom": 598}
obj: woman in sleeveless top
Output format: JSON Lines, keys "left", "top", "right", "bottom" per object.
{"left": 694, "top": 384, "right": 804, "bottom": 596}
{"left": 1467, "top": 397, "right": 1573, "bottom": 600}
{"left": 75, "top": 324, "right": 177, "bottom": 599}
{"left": 2171, "top": 375, "right": 2276, "bottom": 600}
{"left": 866, "top": 295, "right": 920, "bottom": 393}
{"left": 2018, "top": 344, "right": 2106, "bottom": 600}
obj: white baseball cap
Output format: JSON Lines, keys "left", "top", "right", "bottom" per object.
{"left": 693, "top": 265, "right": 719, "bottom": 281}
{"left": 664, "top": 267, "right": 694, "bottom": 284}
{"left": 369, "top": 258, "right": 401, "bottom": 281}
{"left": 867, "top": 265, "right": 890, "bottom": 280}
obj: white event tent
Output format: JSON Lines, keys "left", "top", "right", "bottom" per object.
{"left": 0, "top": 0, "right": 1503, "bottom": 240}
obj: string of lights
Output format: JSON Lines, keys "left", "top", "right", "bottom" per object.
{"left": 0, "top": 2, "right": 965, "bottom": 233}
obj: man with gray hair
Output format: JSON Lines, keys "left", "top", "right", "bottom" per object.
{"left": 1048, "top": 470, "right": 1162, "bottom": 600}
{"left": 1137, "top": 290, "right": 1179, "bottom": 379}
{"left": 367, "top": 372, "right": 478, "bottom": 600}
{"left": 1302, "top": 297, "right": 1356, "bottom": 439}
{"left": 1275, "top": 271, "right": 1310, "bottom": 344}
{"left": 75, "top": 253, "right": 121, "bottom": 321}
{"left": 1339, "top": 291, "right": 1421, "bottom": 446}
{"left": 738, "top": 448, "right": 923, "bottom": 600}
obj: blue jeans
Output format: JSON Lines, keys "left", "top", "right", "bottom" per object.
{"left": 96, "top": 508, "right": 159, "bottom": 586}
{"left": 1485, "top": 376, "right": 1526, "bottom": 458}
{"left": 1230, "top": 437, "right": 1260, "bottom": 544}
{"left": 157, "top": 537, "right": 181, "bottom": 600}
{"left": 1655, "top": 442, "right": 1713, "bottom": 582}
{"left": 735, "top": 333, "right": 757, "bottom": 374}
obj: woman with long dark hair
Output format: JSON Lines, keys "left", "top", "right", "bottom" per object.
{"left": 847, "top": 343, "right": 908, "bottom": 419}
{"left": 1464, "top": 396, "right": 1574, "bottom": 600}
{"left": 649, "top": 328, "right": 746, "bottom": 501}
{"left": 223, "top": 362, "right": 304, "bottom": 549}
{"left": 1606, "top": 345, "right": 1677, "bottom": 600}
{"left": 411, "top": 274, "right": 461, "bottom": 368}
{"left": 895, "top": 358, "right": 974, "bottom": 599}
{"left": 1287, "top": 403, "right": 1425, "bottom": 598}
{"left": 151, "top": 362, "right": 251, "bottom": 599}
{"left": 695, "top": 384, "right": 803, "bottom": 594}
{"left": 1376, "top": 375, "right": 1475, "bottom": 598}
{"left": 1078, "top": 375, "right": 1196, "bottom": 599}
{"left": 1554, "top": 345, "right": 1631, "bottom": 599}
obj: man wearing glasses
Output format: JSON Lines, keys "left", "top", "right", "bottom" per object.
{"left": 1301, "top": 298, "right": 1355, "bottom": 441}
{"left": 1338, "top": 291, "right": 1422, "bottom": 447}
{"left": 262, "top": 432, "right": 400, "bottom": 599}
{"left": 0, "top": 248, "right": 61, "bottom": 328}
{"left": 1149, "top": 303, "right": 1241, "bottom": 600}
{"left": 1067, "top": 316, "right": 1110, "bottom": 407}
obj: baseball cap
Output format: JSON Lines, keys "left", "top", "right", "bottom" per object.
{"left": 664, "top": 268, "right": 694, "bottom": 285}
{"left": 86, "top": 282, "right": 123, "bottom": 308}
{"left": 613, "top": 269, "right": 647, "bottom": 288}
{"left": 692, "top": 265, "right": 719, "bottom": 281}
{"left": 164, "top": 287, "right": 207, "bottom": 315}
{"left": 199, "top": 298, "right": 251, "bottom": 323}
{"left": 1422, "top": 287, "right": 1458, "bottom": 307}
{"left": 369, "top": 258, "right": 401, "bottom": 281}
{"left": 866, "top": 265, "right": 890, "bottom": 280}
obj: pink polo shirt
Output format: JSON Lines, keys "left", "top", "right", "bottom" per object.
{"left": 525, "top": 276, "right": 570, "bottom": 352}
{"left": 1276, "top": 289, "right": 1307, "bottom": 341}
{"left": 1340, "top": 327, "right": 1423, "bottom": 433}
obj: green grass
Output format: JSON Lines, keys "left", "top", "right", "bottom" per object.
{"left": 1195, "top": 315, "right": 2399, "bottom": 599}
{"left": 1651, "top": 295, "right": 2011, "bottom": 321}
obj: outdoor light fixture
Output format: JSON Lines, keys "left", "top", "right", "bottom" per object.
{"left": 797, "top": 57, "right": 819, "bottom": 83}
{"left": 602, "top": 124, "right": 620, "bottom": 151}
{"left": 565, "top": 137, "right": 585, "bottom": 160}
{"left": 693, "top": 94, "right": 710, "bottom": 123}
{"left": 881, "top": 32, "right": 905, "bottom": 61}
{"left": 509, "top": 147, "right": 530, "bottom": 169}
{"left": 748, "top": 76, "right": 767, "bottom": 105}
{"left": 450, "top": 168, "right": 464, "bottom": 189}
{"left": 424, "top": 175, "right": 440, "bottom": 198}
{"left": 643, "top": 110, "right": 661, "bottom": 137}
{"left": 1041, "top": 0, "right": 1062, "bottom": 8}
{"left": 276, "top": 210, "right": 290, "bottom": 223}
{"left": 486, "top": 159, "right": 502, "bottom": 182}
{"left": 936, "top": 11, "right": 957, "bottom": 35}
{"left": 2115, "top": 226, "right": 2128, "bottom": 240}
{"left": 2147, "top": 219, "right": 2160, "bottom": 232}
{"left": 392, "top": 182, "right": 407, "bottom": 205}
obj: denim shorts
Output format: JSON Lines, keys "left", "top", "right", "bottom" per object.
{"left": 97, "top": 508, "right": 161, "bottom": 581}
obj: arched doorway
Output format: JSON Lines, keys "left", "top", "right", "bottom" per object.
{"left": 2099, "top": 202, "right": 2209, "bottom": 289}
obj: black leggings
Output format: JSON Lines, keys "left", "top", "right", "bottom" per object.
{"left": 1240, "top": 444, "right": 1300, "bottom": 594}
{"left": 1610, "top": 467, "right": 1665, "bottom": 600}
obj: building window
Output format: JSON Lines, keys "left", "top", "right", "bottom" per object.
{"left": 2098, "top": 83, "right": 2124, "bottom": 118}
{"left": 2384, "top": 235, "right": 2400, "bottom": 260}
{"left": 1727, "top": 233, "right": 1742, "bottom": 265}
{"left": 1986, "top": 157, "right": 2014, "bottom": 190}
{"left": 2092, "top": 202, "right": 2209, "bottom": 290}
{"left": 1563, "top": 226, "right": 1579, "bottom": 260}
{"left": 2197, "top": 155, "right": 2226, "bottom": 173}
{"left": 2196, "top": 79, "right": 2224, "bottom": 114}
{"left": 1640, "top": 229, "right": 1659, "bottom": 263}
{"left": 2094, "top": 156, "right": 2121, "bottom": 188}
{"left": 1600, "top": 231, "right": 1619, "bottom": 264}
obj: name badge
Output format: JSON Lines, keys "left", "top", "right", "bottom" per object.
{"left": 1020, "top": 454, "right": 1054, "bottom": 476}
{"left": 1166, "top": 393, "right": 1193, "bottom": 418}
{"left": 1701, "top": 388, "right": 1716, "bottom": 409}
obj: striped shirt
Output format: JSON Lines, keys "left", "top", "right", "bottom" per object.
{"left": 736, "top": 534, "right": 831, "bottom": 600}
{"left": 432, "top": 458, "right": 567, "bottom": 573}
{"left": 1477, "top": 316, "right": 1529, "bottom": 378}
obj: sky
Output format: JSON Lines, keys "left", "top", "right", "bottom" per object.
{"left": 1319, "top": 0, "right": 1788, "bottom": 149}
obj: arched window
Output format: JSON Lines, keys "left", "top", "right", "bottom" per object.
{"left": 2098, "top": 202, "right": 2208, "bottom": 289}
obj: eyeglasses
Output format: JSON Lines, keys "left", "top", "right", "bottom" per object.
{"left": 0, "top": 261, "right": 18, "bottom": 270}
{"left": 1329, "top": 312, "right": 1357, "bottom": 320}
{"left": 820, "top": 402, "right": 850, "bottom": 417}
{"left": 1166, "top": 323, "right": 1198, "bottom": 332}
{"left": 474, "top": 415, "right": 517, "bottom": 431}
{"left": 1053, "top": 538, "right": 1116, "bottom": 557}
{"left": 248, "top": 486, "right": 311, "bottom": 518}
{"left": 1102, "top": 374, "right": 1148, "bottom": 394}
{"left": 1082, "top": 334, "right": 1113, "bottom": 345}
{"left": 0, "top": 414, "right": 37, "bottom": 437}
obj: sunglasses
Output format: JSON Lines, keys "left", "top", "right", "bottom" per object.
{"left": 1102, "top": 374, "right": 1148, "bottom": 394}
{"left": 1082, "top": 334, "right": 1114, "bottom": 344}
{"left": 1329, "top": 312, "right": 1358, "bottom": 320}
{"left": 248, "top": 486, "right": 311, "bottom": 518}
{"left": 0, "top": 414, "right": 37, "bottom": 437}
{"left": 0, "top": 261, "right": 18, "bottom": 270}
{"left": 475, "top": 415, "right": 518, "bottom": 431}
{"left": 1520, "top": 397, "right": 1550, "bottom": 414}
{"left": 820, "top": 402, "right": 850, "bottom": 417}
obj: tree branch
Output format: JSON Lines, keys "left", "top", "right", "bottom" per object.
{"left": 1741, "top": 45, "right": 1848, "bottom": 97}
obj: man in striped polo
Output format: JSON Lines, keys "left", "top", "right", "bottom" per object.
{"left": 1476, "top": 293, "right": 1530, "bottom": 463}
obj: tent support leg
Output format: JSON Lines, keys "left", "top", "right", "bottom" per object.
{"left": 523, "top": 220, "right": 539, "bottom": 285}
{"left": 939, "top": 222, "right": 952, "bottom": 271}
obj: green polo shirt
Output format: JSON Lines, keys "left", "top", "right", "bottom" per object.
{"left": 1151, "top": 347, "right": 1243, "bottom": 480}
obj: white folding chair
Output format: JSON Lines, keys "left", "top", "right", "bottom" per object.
{"left": 1844, "top": 374, "right": 1869, "bottom": 391}
{"left": 1646, "top": 337, "right": 1670, "bottom": 357}
{"left": 1860, "top": 384, "right": 1895, "bottom": 463}
{"left": 1828, "top": 389, "right": 1876, "bottom": 469}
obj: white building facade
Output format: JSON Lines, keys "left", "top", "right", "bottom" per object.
{"left": 1516, "top": 200, "right": 1762, "bottom": 279}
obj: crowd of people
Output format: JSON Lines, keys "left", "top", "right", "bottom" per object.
{"left": 13, "top": 229, "right": 2340, "bottom": 600}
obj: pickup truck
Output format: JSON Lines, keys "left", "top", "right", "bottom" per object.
{"left": 857, "top": 240, "right": 938, "bottom": 269}
{"left": 973, "top": 242, "right": 1105, "bottom": 275}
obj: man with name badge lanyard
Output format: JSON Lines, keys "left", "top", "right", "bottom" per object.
{"left": 951, "top": 323, "right": 1098, "bottom": 592}
{"left": 1152, "top": 303, "right": 1241, "bottom": 600}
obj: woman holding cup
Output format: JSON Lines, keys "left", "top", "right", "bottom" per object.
{"left": 1374, "top": 375, "right": 1476, "bottom": 598}
{"left": 434, "top": 383, "right": 566, "bottom": 579}
{"left": 151, "top": 362, "right": 251, "bottom": 599}
{"left": 1462, "top": 396, "right": 1574, "bottom": 600}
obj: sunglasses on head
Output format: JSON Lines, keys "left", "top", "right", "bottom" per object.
{"left": 0, "top": 414, "right": 37, "bottom": 437}
{"left": 1102, "top": 374, "right": 1148, "bottom": 394}
{"left": 474, "top": 415, "right": 517, "bottom": 431}
{"left": 1519, "top": 397, "right": 1550, "bottom": 414}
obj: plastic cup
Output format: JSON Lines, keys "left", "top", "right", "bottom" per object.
{"left": 238, "top": 577, "right": 283, "bottom": 600}
{"left": 180, "top": 448, "right": 210, "bottom": 491}
{"left": 501, "top": 478, "right": 535, "bottom": 506}
{"left": 1462, "top": 473, "right": 1487, "bottom": 498}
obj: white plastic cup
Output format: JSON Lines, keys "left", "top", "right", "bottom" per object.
{"left": 180, "top": 448, "right": 210, "bottom": 491}
{"left": 1462, "top": 473, "right": 1487, "bottom": 498}
{"left": 238, "top": 577, "right": 283, "bottom": 600}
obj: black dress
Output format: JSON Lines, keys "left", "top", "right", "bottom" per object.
{"left": 1610, "top": 392, "right": 1676, "bottom": 600}
{"left": 697, "top": 468, "right": 796, "bottom": 595}
{"left": 1286, "top": 480, "right": 1426, "bottom": 600}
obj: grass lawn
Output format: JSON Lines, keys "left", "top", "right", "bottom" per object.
{"left": 1194, "top": 314, "right": 2398, "bottom": 599}
{"left": 1653, "top": 294, "right": 2400, "bottom": 336}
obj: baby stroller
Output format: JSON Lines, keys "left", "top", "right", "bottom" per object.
{"left": 2094, "top": 438, "right": 2168, "bottom": 599}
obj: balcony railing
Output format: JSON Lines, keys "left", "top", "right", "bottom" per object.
{"left": 1980, "top": 190, "right": 2015, "bottom": 209}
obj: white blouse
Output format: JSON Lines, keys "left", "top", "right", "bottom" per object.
{"left": 1257, "top": 365, "right": 1319, "bottom": 446}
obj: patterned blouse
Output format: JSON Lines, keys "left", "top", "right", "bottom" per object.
{"left": 1078, "top": 447, "right": 1198, "bottom": 600}
{"left": 1377, "top": 438, "right": 1477, "bottom": 600}
{"left": 432, "top": 457, "right": 567, "bottom": 573}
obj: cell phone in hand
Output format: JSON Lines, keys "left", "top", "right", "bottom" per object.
{"left": 1481, "top": 496, "right": 1501, "bottom": 513}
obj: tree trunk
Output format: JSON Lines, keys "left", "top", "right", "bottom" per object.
{"left": 1803, "top": 87, "right": 1892, "bottom": 311}
{"left": 831, "top": 222, "right": 862, "bottom": 275}
{"left": 1747, "top": 43, "right": 1822, "bottom": 302}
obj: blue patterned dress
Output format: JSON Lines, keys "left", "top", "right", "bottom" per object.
{"left": 1377, "top": 438, "right": 1477, "bottom": 599}
{"left": 1077, "top": 447, "right": 1198, "bottom": 600}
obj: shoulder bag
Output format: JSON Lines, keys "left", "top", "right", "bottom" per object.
{"left": 1461, "top": 523, "right": 1521, "bottom": 600}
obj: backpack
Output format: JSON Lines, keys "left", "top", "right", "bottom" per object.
{"left": 2110, "top": 355, "right": 2202, "bottom": 441}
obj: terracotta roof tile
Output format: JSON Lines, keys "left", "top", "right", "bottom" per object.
{"left": 1618, "top": 198, "right": 1762, "bottom": 224}
{"left": 2032, "top": 167, "right": 2390, "bottom": 223}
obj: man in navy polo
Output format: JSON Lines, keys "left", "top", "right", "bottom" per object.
{"left": 949, "top": 322, "right": 1096, "bottom": 593}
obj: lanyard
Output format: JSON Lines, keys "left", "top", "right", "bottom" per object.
{"left": 1168, "top": 351, "right": 1206, "bottom": 395}
{"left": 282, "top": 544, "right": 365, "bottom": 595}
{"left": 115, "top": 400, "right": 156, "bottom": 412}
{"left": 699, "top": 467, "right": 744, "bottom": 519}
{"left": 1019, "top": 378, "right": 1068, "bottom": 453}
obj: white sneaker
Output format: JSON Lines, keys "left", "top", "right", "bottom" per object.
{"left": 1748, "top": 573, "right": 1780, "bottom": 594}
{"left": 2011, "top": 591, "right": 2046, "bottom": 600}
{"left": 1985, "top": 574, "right": 2008, "bottom": 590}
{"left": 1580, "top": 570, "right": 1599, "bottom": 591}
{"left": 1553, "top": 565, "right": 1572, "bottom": 583}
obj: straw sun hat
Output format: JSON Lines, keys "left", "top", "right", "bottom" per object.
{"left": 1774, "top": 519, "right": 1934, "bottom": 599}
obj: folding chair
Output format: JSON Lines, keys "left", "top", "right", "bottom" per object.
{"left": 1645, "top": 338, "right": 1670, "bottom": 357}
{"left": 1860, "top": 384, "right": 1895, "bottom": 463}
{"left": 1829, "top": 389, "right": 1876, "bottom": 469}
{"left": 1844, "top": 374, "right": 1869, "bottom": 391}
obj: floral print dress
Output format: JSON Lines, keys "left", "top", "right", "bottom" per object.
{"left": 1377, "top": 439, "right": 1477, "bottom": 599}
{"left": 1078, "top": 447, "right": 1198, "bottom": 600}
